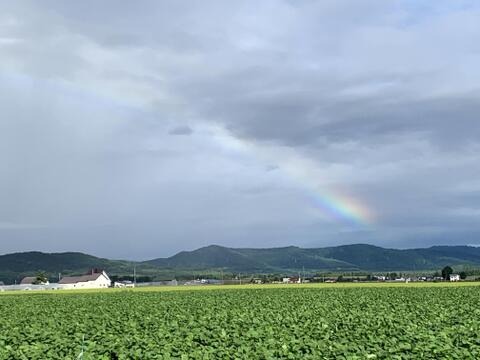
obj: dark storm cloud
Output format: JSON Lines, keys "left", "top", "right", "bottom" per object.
{"left": 1, "top": 1, "right": 480, "bottom": 258}
{"left": 171, "top": 64, "right": 480, "bottom": 149}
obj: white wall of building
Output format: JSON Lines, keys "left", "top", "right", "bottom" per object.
{"left": 0, "top": 272, "right": 112, "bottom": 291}
{"left": 61, "top": 273, "right": 111, "bottom": 290}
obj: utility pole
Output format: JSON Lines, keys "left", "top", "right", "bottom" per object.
{"left": 133, "top": 266, "right": 136, "bottom": 287}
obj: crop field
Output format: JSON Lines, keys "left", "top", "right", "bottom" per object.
{"left": 1, "top": 284, "right": 480, "bottom": 359}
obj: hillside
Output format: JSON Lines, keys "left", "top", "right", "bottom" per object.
{"left": 2, "top": 244, "right": 480, "bottom": 283}
{"left": 149, "top": 245, "right": 266, "bottom": 271}
{"left": 145, "top": 244, "right": 480, "bottom": 272}
{"left": 0, "top": 251, "right": 157, "bottom": 284}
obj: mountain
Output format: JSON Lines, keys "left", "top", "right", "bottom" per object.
{"left": 0, "top": 251, "right": 157, "bottom": 284}
{"left": 2, "top": 244, "right": 480, "bottom": 283}
{"left": 145, "top": 244, "right": 480, "bottom": 272}
{"left": 0, "top": 251, "right": 123, "bottom": 273}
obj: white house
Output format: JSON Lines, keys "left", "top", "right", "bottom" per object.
{"left": 59, "top": 270, "right": 111, "bottom": 289}
{"left": 450, "top": 274, "right": 460, "bottom": 282}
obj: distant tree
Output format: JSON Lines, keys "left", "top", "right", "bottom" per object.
{"left": 32, "top": 271, "right": 48, "bottom": 285}
{"left": 459, "top": 271, "right": 467, "bottom": 280}
{"left": 441, "top": 266, "right": 453, "bottom": 280}
{"left": 337, "top": 275, "right": 344, "bottom": 282}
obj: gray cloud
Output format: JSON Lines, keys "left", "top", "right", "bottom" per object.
{"left": 1, "top": 1, "right": 480, "bottom": 259}
{"left": 169, "top": 126, "right": 193, "bottom": 136}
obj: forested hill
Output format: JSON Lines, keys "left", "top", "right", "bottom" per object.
{"left": 0, "top": 251, "right": 140, "bottom": 283}
{"left": 2, "top": 244, "right": 480, "bottom": 283}
{"left": 146, "top": 244, "right": 480, "bottom": 272}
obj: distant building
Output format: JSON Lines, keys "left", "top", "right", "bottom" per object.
{"left": 114, "top": 280, "right": 135, "bottom": 288}
{"left": 20, "top": 277, "right": 36, "bottom": 285}
{"left": 20, "top": 277, "right": 49, "bottom": 285}
{"left": 59, "top": 269, "right": 111, "bottom": 289}
{"left": 450, "top": 274, "right": 460, "bottom": 282}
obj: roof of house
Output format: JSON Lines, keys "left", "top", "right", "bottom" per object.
{"left": 20, "top": 276, "right": 37, "bottom": 285}
{"left": 59, "top": 273, "right": 105, "bottom": 284}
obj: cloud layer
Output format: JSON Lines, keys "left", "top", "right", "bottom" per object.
{"left": 2, "top": 1, "right": 480, "bottom": 259}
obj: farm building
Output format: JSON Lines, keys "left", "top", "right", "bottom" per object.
{"left": 20, "top": 277, "right": 49, "bottom": 285}
{"left": 450, "top": 274, "right": 460, "bottom": 282}
{"left": 114, "top": 280, "right": 135, "bottom": 288}
{"left": 59, "top": 269, "right": 111, "bottom": 289}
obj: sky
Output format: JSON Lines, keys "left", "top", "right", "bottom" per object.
{"left": 1, "top": 1, "right": 480, "bottom": 259}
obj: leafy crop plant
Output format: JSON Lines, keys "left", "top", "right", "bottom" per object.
{"left": 0, "top": 285, "right": 479, "bottom": 359}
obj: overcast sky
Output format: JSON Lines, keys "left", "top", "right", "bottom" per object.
{"left": 2, "top": 1, "right": 480, "bottom": 259}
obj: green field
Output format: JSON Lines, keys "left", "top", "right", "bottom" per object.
{"left": 0, "top": 283, "right": 479, "bottom": 359}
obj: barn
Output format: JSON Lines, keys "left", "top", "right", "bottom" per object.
{"left": 59, "top": 269, "right": 111, "bottom": 289}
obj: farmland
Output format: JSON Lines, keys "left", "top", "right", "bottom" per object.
{"left": 1, "top": 283, "right": 480, "bottom": 359}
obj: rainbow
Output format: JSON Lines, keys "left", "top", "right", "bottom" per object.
{"left": 2, "top": 73, "right": 374, "bottom": 227}
{"left": 211, "top": 126, "right": 376, "bottom": 226}
{"left": 305, "top": 188, "right": 375, "bottom": 226}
